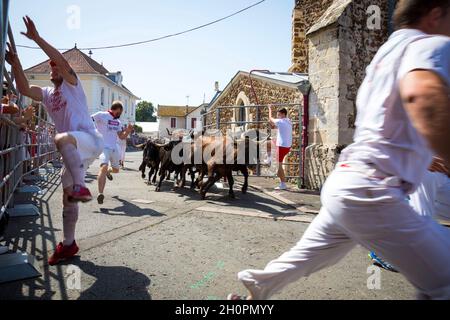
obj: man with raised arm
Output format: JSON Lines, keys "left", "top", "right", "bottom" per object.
{"left": 5, "top": 16, "right": 104, "bottom": 266}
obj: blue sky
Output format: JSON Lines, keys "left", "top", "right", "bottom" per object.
{"left": 8, "top": 0, "right": 293, "bottom": 106}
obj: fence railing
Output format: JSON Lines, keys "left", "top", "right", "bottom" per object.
{"left": 202, "top": 103, "right": 304, "bottom": 186}
{"left": 1, "top": 14, "right": 59, "bottom": 230}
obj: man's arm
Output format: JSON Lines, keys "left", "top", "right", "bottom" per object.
{"left": 118, "top": 124, "right": 134, "bottom": 140}
{"left": 1, "top": 103, "right": 20, "bottom": 115}
{"left": 268, "top": 105, "right": 277, "bottom": 127}
{"left": 400, "top": 70, "right": 450, "bottom": 165}
{"left": 5, "top": 42, "right": 43, "bottom": 101}
{"left": 21, "top": 16, "right": 77, "bottom": 86}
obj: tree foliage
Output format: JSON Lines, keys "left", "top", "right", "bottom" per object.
{"left": 135, "top": 101, "right": 156, "bottom": 122}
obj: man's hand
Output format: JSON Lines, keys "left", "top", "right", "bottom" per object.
{"left": 126, "top": 124, "right": 134, "bottom": 133}
{"left": 23, "top": 106, "right": 34, "bottom": 121}
{"left": 21, "top": 16, "right": 40, "bottom": 42}
{"left": 5, "top": 42, "right": 19, "bottom": 66}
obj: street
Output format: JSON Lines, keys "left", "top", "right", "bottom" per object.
{"left": 0, "top": 150, "right": 415, "bottom": 300}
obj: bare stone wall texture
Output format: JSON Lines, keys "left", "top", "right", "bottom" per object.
{"left": 337, "top": 0, "right": 389, "bottom": 145}
{"left": 290, "top": 0, "right": 335, "bottom": 73}
{"left": 304, "top": 0, "right": 390, "bottom": 189}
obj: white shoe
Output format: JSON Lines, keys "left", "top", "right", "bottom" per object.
{"left": 275, "top": 183, "right": 288, "bottom": 191}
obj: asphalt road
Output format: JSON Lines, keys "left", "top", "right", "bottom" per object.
{"left": 0, "top": 150, "right": 415, "bottom": 300}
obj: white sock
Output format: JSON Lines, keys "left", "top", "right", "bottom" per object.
{"left": 62, "top": 205, "right": 79, "bottom": 246}
{"left": 60, "top": 144, "right": 85, "bottom": 187}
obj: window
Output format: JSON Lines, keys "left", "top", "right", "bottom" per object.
{"left": 238, "top": 102, "right": 246, "bottom": 127}
{"left": 170, "top": 118, "right": 177, "bottom": 129}
{"left": 100, "top": 88, "right": 105, "bottom": 106}
{"left": 111, "top": 93, "right": 115, "bottom": 103}
{"left": 191, "top": 118, "right": 197, "bottom": 129}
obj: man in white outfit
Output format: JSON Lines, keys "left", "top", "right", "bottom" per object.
{"left": 92, "top": 102, "right": 133, "bottom": 204}
{"left": 229, "top": 0, "right": 450, "bottom": 300}
{"left": 5, "top": 16, "right": 103, "bottom": 266}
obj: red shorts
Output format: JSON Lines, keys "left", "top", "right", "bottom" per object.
{"left": 277, "top": 147, "right": 291, "bottom": 163}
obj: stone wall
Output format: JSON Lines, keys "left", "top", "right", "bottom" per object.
{"left": 337, "top": 0, "right": 389, "bottom": 144}
{"left": 290, "top": 0, "right": 335, "bottom": 73}
{"left": 306, "top": 25, "right": 341, "bottom": 189}
{"left": 205, "top": 74, "right": 304, "bottom": 180}
{"left": 304, "top": 0, "right": 390, "bottom": 189}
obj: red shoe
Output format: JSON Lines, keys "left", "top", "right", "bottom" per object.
{"left": 48, "top": 241, "right": 79, "bottom": 266}
{"left": 69, "top": 185, "right": 93, "bottom": 203}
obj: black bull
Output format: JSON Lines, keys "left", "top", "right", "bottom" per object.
{"left": 137, "top": 135, "right": 267, "bottom": 199}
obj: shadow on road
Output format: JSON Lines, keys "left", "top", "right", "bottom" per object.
{"left": 0, "top": 168, "right": 69, "bottom": 300}
{"left": 65, "top": 258, "right": 152, "bottom": 300}
{"left": 95, "top": 196, "right": 165, "bottom": 218}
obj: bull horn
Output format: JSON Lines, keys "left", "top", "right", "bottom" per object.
{"left": 154, "top": 142, "right": 168, "bottom": 148}
{"left": 167, "top": 128, "right": 172, "bottom": 136}
{"left": 135, "top": 143, "right": 146, "bottom": 149}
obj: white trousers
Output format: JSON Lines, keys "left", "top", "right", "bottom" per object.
{"left": 238, "top": 163, "right": 450, "bottom": 300}
{"left": 409, "top": 171, "right": 449, "bottom": 219}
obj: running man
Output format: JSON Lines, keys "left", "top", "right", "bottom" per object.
{"left": 5, "top": 16, "right": 104, "bottom": 266}
{"left": 229, "top": 0, "right": 450, "bottom": 300}
{"left": 92, "top": 102, "right": 133, "bottom": 204}
{"left": 268, "top": 105, "right": 292, "bottom": 190}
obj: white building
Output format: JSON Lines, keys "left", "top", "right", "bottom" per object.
{"left": 24, "top": 47, "right": 139, "bottom": 124}
{"left": 157, "top": 104, "right": 206, "bottom": 138}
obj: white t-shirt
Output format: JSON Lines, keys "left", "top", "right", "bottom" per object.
{"left": 340, "top": 29, "right": 450, "bottom": 193}
{"left": 274, "top": 118, "right": 293, "bottom": 148}
{"left": 92, "top": 111, "right": 122, "bottom": 149}
{"left": 41, "top": 77, "right": 96, "bottom": 134}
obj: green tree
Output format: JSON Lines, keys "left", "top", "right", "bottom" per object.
{"left": 135, "top": 101, "right": 157, "bottom": 122}
{"left": 134, "top": 124, "right": 143, "bottom": 134}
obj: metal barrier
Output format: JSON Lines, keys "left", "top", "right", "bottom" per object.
{"left": 202, "top": 103, "right": 303, "bottom": 187}
{"left": 0, "top": 10, "right": 58, "bottom": 283}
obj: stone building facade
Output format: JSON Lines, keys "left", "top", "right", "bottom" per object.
{"left": 205, "top": 71, "right": 308, "bottom": 181}
{"left": 206, "top": 0, "right": 394, "bottom": 189}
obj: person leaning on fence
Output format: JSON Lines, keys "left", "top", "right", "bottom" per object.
{"left": 1, "top": 83, "right": 20, "bottom": 115}
{"left": 229, "top": 0, "right": 450, "bottom": 301}
{"left": 5, "top": 16, "right": 104, "bottom": 266}
{"left": 268, "top": 105, "right": 293, "bottom": 191}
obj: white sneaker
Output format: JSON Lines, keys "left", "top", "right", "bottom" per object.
{"left": 275, "top": 183, "right": 288, "bottom": 191}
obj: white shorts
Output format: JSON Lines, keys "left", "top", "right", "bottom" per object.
{"left": 99, "top": 146, "right": 121, "bottom": 169}
{"left": 61, "top": 130, "right": 104, "bottom": 188}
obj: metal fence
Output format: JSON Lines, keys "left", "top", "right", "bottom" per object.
{"left": 1, "top": 12, "right": 59, "bottom": 230}
{"left": 202, "top": 103, "right": 304, "bottom": 187}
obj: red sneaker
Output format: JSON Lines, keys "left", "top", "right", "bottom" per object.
{"left": 48, "top": 241, "right": 79, "bottom": 266}
{"left": 69, "top": 185, "right": 93, "bottom": 203}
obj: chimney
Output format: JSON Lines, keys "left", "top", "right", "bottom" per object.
{"left": 214, "top": 81, "right": 220, "bottom": 92}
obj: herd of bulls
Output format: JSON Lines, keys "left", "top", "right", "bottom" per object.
{"left": 137, "top": 129, "right": 269, "bottom": 200}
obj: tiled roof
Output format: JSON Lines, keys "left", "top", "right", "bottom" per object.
{"left": 24, "top": 48, "right": 110, "bottom": 75}
{"left": 157, "top": 105, "right": 198, "bottom": 117}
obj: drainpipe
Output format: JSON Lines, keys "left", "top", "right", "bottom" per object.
{"left": 300, "top": 83, "right": 311, "bottom": 189}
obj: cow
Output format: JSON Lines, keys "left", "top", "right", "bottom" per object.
{"left": 178, "top": 130, "right": 267, "bottom": 200}
{"left": 138, "top": 139, "right": 162, "bottom": 185}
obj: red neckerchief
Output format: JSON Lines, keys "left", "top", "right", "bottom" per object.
{"left": 108, "top": 110, "right": 120, "bottom": 120}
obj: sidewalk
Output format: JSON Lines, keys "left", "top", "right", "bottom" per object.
{"left": 235, "top": 176, "right": 321, "bottom": 215}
